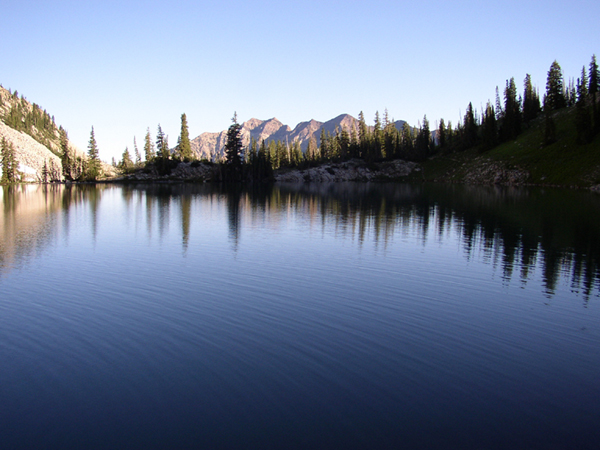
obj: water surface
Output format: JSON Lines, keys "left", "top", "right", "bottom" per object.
{"left": 1, "top": 183, "right": 599, "bottom": 449}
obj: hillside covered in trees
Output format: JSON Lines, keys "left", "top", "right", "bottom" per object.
{"left": 114, "top": 54, "right": 600, "bottom": 187}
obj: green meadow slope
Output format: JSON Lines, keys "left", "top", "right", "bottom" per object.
{"left": 417, "top": 107, "right": 600, "bottom": 188}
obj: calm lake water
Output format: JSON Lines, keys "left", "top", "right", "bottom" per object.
{"left": 1, "top": 182, "right": 599, "bottom": 449}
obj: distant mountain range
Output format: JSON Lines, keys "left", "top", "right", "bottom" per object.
{"left": 190, "top": 114, "right": 407, "bottom": 161}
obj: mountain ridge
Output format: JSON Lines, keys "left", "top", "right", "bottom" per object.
{"left": 190, "top": 114, "right": 407, "bottom": 161}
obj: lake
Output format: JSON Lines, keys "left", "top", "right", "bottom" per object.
{"left": 1, "top": 182, "right": 599, "bottom": 449}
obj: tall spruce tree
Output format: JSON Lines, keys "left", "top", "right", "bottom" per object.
{"left": 575, "top": 66, "right": 592, "bottom": 144}
{"left": 86, "top": 126, "right": 101, "bottom": 180}
{"left": 133, "top": 137, "right": 141, "bottom": 166}
{"left": 589, "top": 54, "right": 600, "bottom": 134}
{"left": 178, "top": 113, "right": 193, "bottom": 161}
{"left": 60, "top": 127, "right": 72, "bottom": 180}
{"left": 501, "top": 77, "right": 521, "bottom": 141}
{"left": 523, "top": 74, "right": 541, "bottom": 124}
{"left": 120, "top": 147, "right": 134, "bottom": 171}
{"left": 544, "top": 60, "right": 566, "bottom": 111}
{"left": 224, "top": 112, "right": 243, "bottom": 180}
{"left": 1, "top": 138, "right": 18, "bottom": 183}
{"left": 462, "top": 102, "right": 478, "bottom": 149}
{"left": 481, "top": 101, "right": 498, "bottom": 151}
{"left": 144, "top": 128, "right": 154, "bottom": 162}
{"left": 156, "top": 124, "right": 169, "bottom": 160}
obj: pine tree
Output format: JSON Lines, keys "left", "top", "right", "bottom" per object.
{"left": 144, "top": 128, "right": 154, "bottom": 162}
{"left": 358, "top": 111, "right": 369, "bottom": 159}
{"left": 480, "top": 101, "right": 498, "bottom": 151}
{"left": 156, "top": 124, "right": 169, "bottom": 160}
{"left": 437, "top": 118, "right": 447, "bottom": 150}
{"left": 589, "top": 54, "right": 600, "bottom": 134}
{"left": 501, "top": 77, "right": 521, "bottom": 141}
{"left": 414, "top": 115, "right": 431, "bottom": 160}
{"left": 224, "top": 112, "right": 243, "bottom": 180}
{"left": 86, "top": 126, "right": 101, "bottom": 180}
{"left": 401, "top": 122, "right": 413, "bottom": 158}
{"left": 178, "top": 113, "right": 193, "bottom": 161}
{"left": 134, "top": 137, "right": 141, "bottom": 166}
{"left": 306, "top": 136, "right": 318, "bottom": 162}
{"left": 462, "top": 102, "right": 478, "bottom": 149}
{"left": 544, "top": 60, "right": 566, "bottom": 111}
{"left": 120, "top": 147, "right": 134, "bottom": 172}
{"left": 60, "top": 127, "right": 72, "bottom": 180}
{"left": 575, "top": 66, "right": 592, "bottom": 144}
{"left": 319, "top": 128, "right": 329, "bottom": 161}
{"left": 523, "top": 74, "right": 541, "bottom": 124}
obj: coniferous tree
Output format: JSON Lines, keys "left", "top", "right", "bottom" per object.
{"left": 291, "top": 140, "right": 303, "bottom": 167}
{"left": 349, "top": 125, "right": 359, "bottom": 159}
{"left": 372, "top": 111, "right": 383, "bottom": 160}
{"left": 437, "top": 118, "right": 447, "bottom": 150}
{"left": 414, "top": 115, "right": 431, "bottom": 160}
{"left": 338, "top": 126, "right": 350, "bottom": 161}
{"left": 566, "top": 78, "right": 577, "bottom": 107}
{"left": 86, "top": 126, "right": 101, "bottom": 180}
{"left": 144, "top": 128, "right": 154, "bottom": 162}
{"left": 1, "top": 138, "right": 17, "bottom": 183}
{"left": 306, "top": 136, "right": 319, "bottom": 162}
{"left": 178, "top": 113, "right": 193, "bottom": 161}
{"left": 480, "top": 101, "right": 498, "bottom": 151}
{"left": 501, "top": 77, "right": 521, "bottom": 141}
{"left": 156, "top": 124, "right": 169, "bottom": 160}
{"left": 358, "top": 111, "right": 369, "bottom": 159}
{"left": 401, "top": 122, "right": 413, "bottom": 158}
{"left": 133, "top": 137, "right": 141, "bottom": 166}
{"left": 224, "top": 112, "right": 243, "bottom": 180}
{"left": 495, "top": 86, "right": 504, "bottom": 121}
{"left": 523, "top": 74, "right": 541, "bottom": 124}
{"left": 462, "top": 102, "right": 478, "bottom": 149}
{"left": 120, "top": 147, "right": 134, "bottom": 172}
{"left": 544, "top": 60, "right": 566, "bottom": 111}
{"left": 589, "top": 54, "right": 600, "bottom": 134}
{"left": 60, "top": 127, "right": 72, "bottom": 180}
{"left": 575, "top": 66, "right": 592, "bottom": 144}
{"left": 383, "top": 119, "right": 398, "bottom": 160}
{"left": 319, "top": 128, "right": 329, "bottom": 162}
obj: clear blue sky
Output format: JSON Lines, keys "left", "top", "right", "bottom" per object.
{"left": 1, "top": 0, "right": 598, "bottom": 161}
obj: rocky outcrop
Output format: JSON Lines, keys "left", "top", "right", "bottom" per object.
{"left": 114, "top": 161, "right": 217, "bottom": 182}
{"left": 0, "top": 121, "right": 62, "bottom": 181}
{"left": 275, "top": 159, "right": 418, "bottom": 182}
{"left": 462, "top": 162, "right": 529, "bottom": 185}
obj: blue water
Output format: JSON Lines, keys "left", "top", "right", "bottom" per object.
{"left": 1, "top": 183, "right": 599, "bottom": 449}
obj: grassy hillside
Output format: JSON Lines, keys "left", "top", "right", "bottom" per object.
{"left": 417, "top": 106, "right": 600, "bottom": 188}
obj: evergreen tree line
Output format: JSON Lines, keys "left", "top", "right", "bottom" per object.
{"left": 115, "top": 113, "right": 194, "bottom": 176}
{"left": 1, "top": 137, "right": 18, "bottom": 183}
{"left": 439, "top": 55, "right": 600, "bottom": 152}
{"left": 60, "top": 126, "right": 102, "bottom": 181}
{"left": 114, "top": 55, "right": 599, "bottom": 182}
